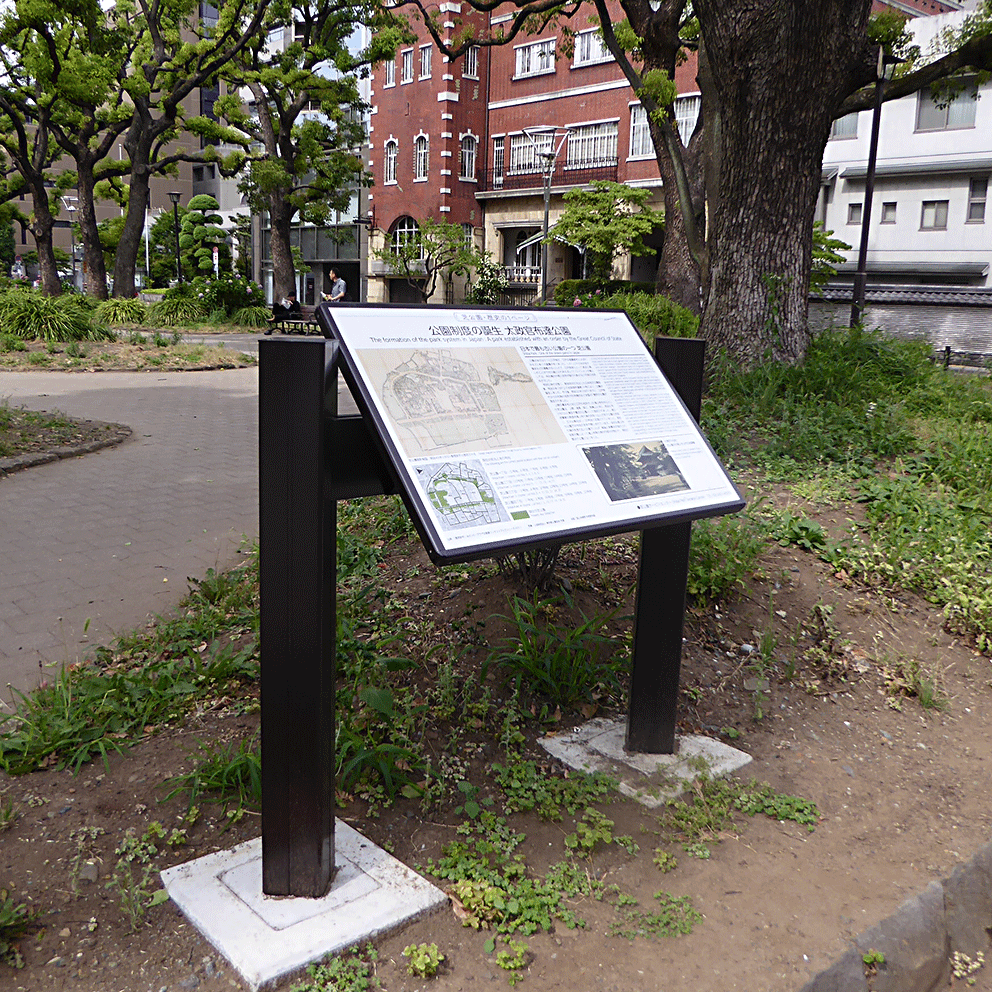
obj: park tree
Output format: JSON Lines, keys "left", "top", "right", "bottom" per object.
{"left": 0, "top": 0, "right": 90, "bottom": 295}
{"left": 373, "top": 216, "right": 487, "bottom": 304}
{"left": 396, "top": 0, "right": 992, "bottom": 368}
{"left": 552, "top": 180, "right": 662, "bottom": 283}
{"left": 219, "top": 0, "right": 410, "bottom": 302}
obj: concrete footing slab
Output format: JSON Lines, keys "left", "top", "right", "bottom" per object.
{"left": 539, "top": 717, "right": 752, "bottom": 807}
{"left": 161, "top": 821, "right": 448, "bottom": 991}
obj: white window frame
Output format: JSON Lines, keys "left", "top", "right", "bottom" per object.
{"left": 419, "top": 44, "right": 432, "bottom": 80}
{"left": 829, "top": 113, "right": 858, "bottom": 140}
{"left": 565, "top": 121, "right": 618, "bottom": 170}
{"left": 921, "top": 199, "right": 949, "bottom": 230}
{"left": 459, "top": 133, "right": 478, "bottom": 181}
{"left": 514, "top": 39, "right": 555, "bottom": 79}
{"left": 383, "top": 60, "right": 395, "bottom": 88}
{"left": 916, "top": 85, "right": 977, "bottom": 131}
{"left": 675, "top": 94, "right": 700, "bottom": 145}
{"left": 400, "top": 49, "right": 414, "bottom": 84}
{"left": 629, "top": 105, "right": 653, "bottom": 159}
{"left": 492, "top": 136, "right": 505, "bottom": 187}
{"left": 462, "top": 222, "right": 475, "bottom": 247}
{"left": 384, "top": 139, "right": 398, "bottom": 185}
{"left": 464, "top": 45, "right": 479, "bottom": 79}
{"left": 573, "top": 29, "right": 612, "bottom": 67}
{"left": 414, "top": 133, "right": 429, "bottom": 181}
{"left": 509, "top": 132, "right": 550, "bottom": 174}
{"left": 967, "top": 177, "right": 987, "bottom": 223}
{"left": 392, "top": 216, "right": 420, "bottom": 253}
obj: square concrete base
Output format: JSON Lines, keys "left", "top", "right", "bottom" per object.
{"left": 539, "top": 717, "right": 752, "bottom": 808}
{"left": 161, "top": 821, "right": 448, "bottom": 991}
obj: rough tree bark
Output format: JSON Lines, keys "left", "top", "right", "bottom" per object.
{"left": 693, "top": 0, "right": 874, "bottom": 365}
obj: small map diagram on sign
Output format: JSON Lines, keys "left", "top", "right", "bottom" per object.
{"left": 416, "top": 460, "right": 510, "bottom": 531}
{"left": 357, "top": 347, "right": 566, "bottom": 458}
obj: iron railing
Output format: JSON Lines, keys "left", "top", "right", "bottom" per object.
{"left": 484, "top": 161, "right": 618, "bottom": 193}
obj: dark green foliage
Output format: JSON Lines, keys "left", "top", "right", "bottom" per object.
{"left": 168, "top": 736, "right": 261, "bottom": 812}
{"left": 486, "top": 596, "right": 627, "bottom": 709}
{"left": 0, "top": 291, "right": 114, "bottom": 342}
{"left": 192, "top": 274, "right": 264, "bottom": 317}
{"left": 147, "top": 296, "right": 209, "bottom": 327}
{"left": 687, "top": 512, "right": 767, "bottom": 602}
{"left": 231, "top": 305, "right": 271, "bottom": 327}
{"left": 96, "top": 298, "right": 148, "bottom": 325}
{"left": 492, "top": 760, "right": 616, "bottom": 819}
{"left": 553, "top": 279, "right": 655, "bottom": 305}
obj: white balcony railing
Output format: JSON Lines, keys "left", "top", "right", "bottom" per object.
{"left": 504, "top": 265, "right": 540, "bottom": 283}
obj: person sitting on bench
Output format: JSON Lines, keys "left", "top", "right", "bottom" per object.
{"left": 265, "top": 293, "right": 302, "bottom": 332}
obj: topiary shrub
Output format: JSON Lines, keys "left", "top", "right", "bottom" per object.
{"left": 96, "top": 298, "right": 148, "bottom": 325}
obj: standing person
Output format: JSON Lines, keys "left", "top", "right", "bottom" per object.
{"left": 327, "top": 268, "right": 347, "bottom": 303}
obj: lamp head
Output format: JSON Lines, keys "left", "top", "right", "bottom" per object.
{"left": 168, "top": 191, "right": 181, "bottom": 206}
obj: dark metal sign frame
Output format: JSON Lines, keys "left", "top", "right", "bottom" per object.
{"left": 258, "top": 325, "right": 741, "bottom": 898}
{"left": 316, "top": 302, "right": 743, "bottom": 565}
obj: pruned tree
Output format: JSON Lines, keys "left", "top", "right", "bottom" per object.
{"left": 220, "top": 0, "right": 408, "bottom": 301}
{"left": 552, "top": 180, "right": 662, "bottom": 283}
{"left": 373, "top": 216, "right": 486, "bottom": 303}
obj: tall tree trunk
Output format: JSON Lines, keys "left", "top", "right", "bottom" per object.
{"left": 694, "top": 0, "right": 872, "bottom": 367}
{"left": 113, "top": 167, "right": 152, "bottom": 299}
{"left": 76, "top": 163, "right": 109, "bottom": 300}
{"left": 269, "top": 191, "right": 296, "bottom": 300}
{"left": 29, "top": 189, "right": 62, "bottom": 296}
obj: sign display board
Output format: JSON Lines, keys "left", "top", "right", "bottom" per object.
{"left": 320, "top": 304, "right": 744, "bottom": 563}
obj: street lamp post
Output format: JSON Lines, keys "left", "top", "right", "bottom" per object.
{"left": 168, "top": 191, "right": 183, "bottom": 286}
{"left": 850, "top": 48, "right": 903, "bottom": 328}
{"left": 523, "top": 126, "right": 573, "bottom": 303}
{"left": 62, "top": 198, "right": 77, "bottom": 290}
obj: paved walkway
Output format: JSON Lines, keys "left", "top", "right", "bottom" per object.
{"left": 0, "top": 368, "right": 261, "bottom": 701}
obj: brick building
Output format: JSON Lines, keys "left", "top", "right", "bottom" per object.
{"left": 368, "top": 0, "right": 968, "bottom": 306}
{"left": 368, "top": 3, "right": 701, "bottom": 304}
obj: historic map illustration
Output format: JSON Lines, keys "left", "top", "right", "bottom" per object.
{"left": 357, "top": 348, "right": 566, "bottom": 458}
{"left": 415, "top": 460, "right": 510, "bottom": 531}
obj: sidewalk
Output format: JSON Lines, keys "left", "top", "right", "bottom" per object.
{"left": 0, "top": 368, "right": 260, "bottom": 701}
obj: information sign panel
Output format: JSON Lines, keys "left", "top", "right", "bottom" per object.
{"left": 320, "top": 304, "right": 744, "bottom": 563}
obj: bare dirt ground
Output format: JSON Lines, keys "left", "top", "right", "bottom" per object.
{"left": 1, "top": 431, "right": 990, "bottom": 992}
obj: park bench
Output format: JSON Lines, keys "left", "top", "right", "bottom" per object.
{"left": 268, "top": 305, "right": 320, "bottom": 336}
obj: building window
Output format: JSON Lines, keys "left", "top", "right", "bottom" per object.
{"left": 464, "top": 45, "right": 479, "bottom": 79}
{"left": 629, "top": 105, "right": 653, "bottom": 159}
{"left": 419, "top": 44, "right": 432, "bottom": 79}
{"left": 880, "top": 202, "right": 897, "bottom": 224}
{"left": 566, "top": 121, "right": 618, "bottom": 169}
{"left": 509, "top": 132, "right": 550, "bottom": 174}
{"left": 414, "top": 134, "right": 429, "bottom": 180}
{"left": 462, "top": 222, "right": 475, "bottom": 247}
{"left": 916, "top": 85, "right": 977, "bottom": 131}
{"left": 514, "top": 39, "right": 555, "bottom": 78}
{"left": 921, "top": 200, "right": 949, "bottom": 229}
{"left": 400, "top": 49, "right": 413, "bottom": 84}
{"left": 675, "top": 95, "right": 700, "bottom": 145}
{"left": 459, "top": 135, "right": 477, "bottom": 180}
{"left": 573, "top": 29, "right": 611, "bottom": 66}
{"left": 967, "top": 177, "right": 987, "bottom": 223}
{"left": 384, "top": 140, "right": 398, "bottom": 184}
{"left": 392, "top": 216, "right": 420, "bottom": 252}
{"left": 830, "top": 113, "right": 858, "bottom": 139}
{"left": 848, "top": 202, "right": 863, "bottom": 225}
{"left": 383, "top": 60, "right": 395, "bottom": 87}
{"left": 493, "top": 136, "right": 505, "bottom": 187}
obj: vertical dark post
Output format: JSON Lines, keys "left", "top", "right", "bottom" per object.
{"left": 259, "top": 337, "right": 337, "bottom": 897}
{"left": 625, "top": 337, "right": 706, "bottom": 754}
